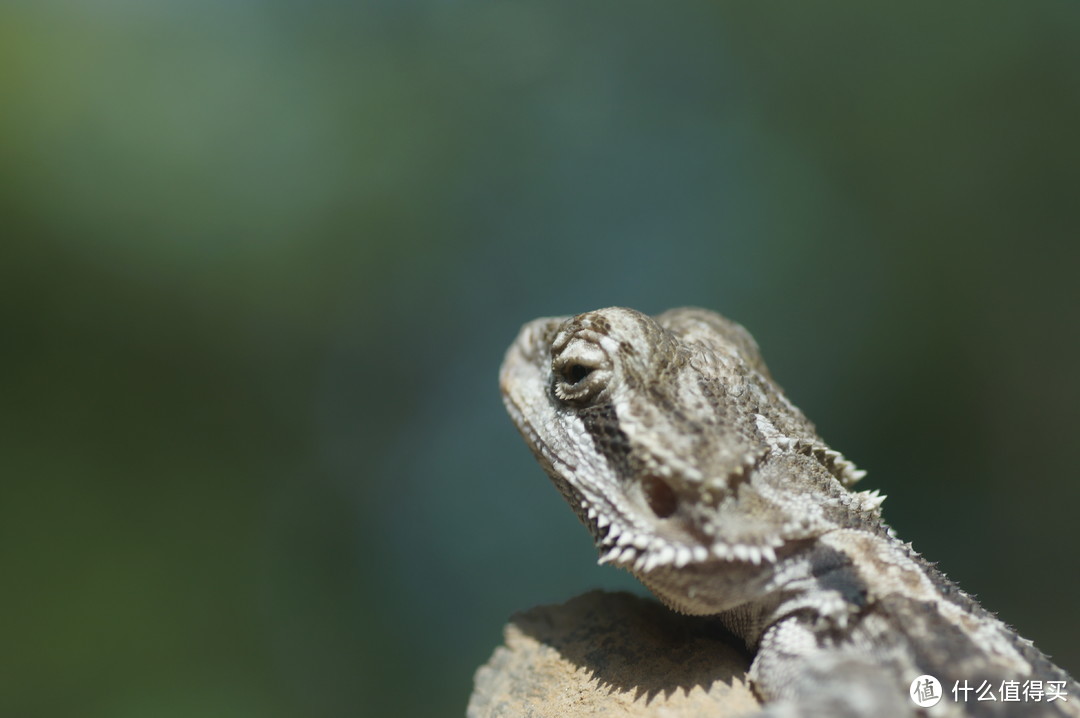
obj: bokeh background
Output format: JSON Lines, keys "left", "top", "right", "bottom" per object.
{"left": 4, "top": 2, "right": 1079, "bottom": 716}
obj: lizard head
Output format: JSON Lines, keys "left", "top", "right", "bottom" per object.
{"left": 501, "top": 307, "right": 874, "bottom": 611}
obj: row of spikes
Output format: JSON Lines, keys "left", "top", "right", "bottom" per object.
{"left": 773, "top": 436, "right": 868, "bottom": 487}
{"left": 585, "top": 499, "right": 781, "bottom": 571}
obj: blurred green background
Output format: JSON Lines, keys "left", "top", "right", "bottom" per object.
{"left": 3, "top": 1, "right": 1079, "bottom": 716}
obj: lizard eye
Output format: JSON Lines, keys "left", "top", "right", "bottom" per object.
{"left": 552, "top": 359, "right": 605, "bottom": 403}
{"left": 551, "top": 342, "right": 610, "bottom": 405}
{"left": 550, "top": 320, "right": 615, "bottom": 405}
{"left": 562, "top": 363, "right": 593, "bottom": 385}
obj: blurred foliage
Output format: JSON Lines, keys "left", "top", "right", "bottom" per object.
{"left": 2, "top": 1, "right": 1079, "bottom": 716}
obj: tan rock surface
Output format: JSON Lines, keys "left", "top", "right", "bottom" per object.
{"left": 468, "top": 590, "right": 761, "bottom": 717}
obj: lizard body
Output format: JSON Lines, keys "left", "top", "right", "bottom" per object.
{"left": 499, "top": 306, "right": 1078, "bottom": 717}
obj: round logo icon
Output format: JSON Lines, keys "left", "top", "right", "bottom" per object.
{"left": 910, "top": 674, "right": 943, "bottom": 708}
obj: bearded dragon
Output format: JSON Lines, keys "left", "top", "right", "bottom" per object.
{"left": 499, "top": 306, "right": 1078, "bottom": 717}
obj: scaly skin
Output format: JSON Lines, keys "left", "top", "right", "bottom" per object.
{"left": 500, "top": 307, "right": 1078, "bottom": 718}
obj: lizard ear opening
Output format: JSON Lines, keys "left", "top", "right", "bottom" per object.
{"left": 642, "top": 475, "right": 678, "bottom": 519}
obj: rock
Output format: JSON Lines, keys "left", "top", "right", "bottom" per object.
{"left": 468, "top": 590, "right": 761, "bottom": 717}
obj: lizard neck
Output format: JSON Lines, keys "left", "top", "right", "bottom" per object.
{"left": 724, "top": 528, "right": 1074, "bottom": 688}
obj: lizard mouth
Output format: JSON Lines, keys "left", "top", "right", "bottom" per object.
{"left": 499, "top": 432, "right": 783, "bottom": 573}
{"left": 590, "top": 502, "right": 781, "bottom": 571}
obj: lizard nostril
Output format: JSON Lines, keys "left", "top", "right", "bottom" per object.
{"left": 642, "top": 475, "right": 678, "bottom": 519}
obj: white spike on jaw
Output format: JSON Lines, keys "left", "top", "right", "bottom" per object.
{"left": 653, "top": 544, "right": 675, "bottom": 567}
{"left": 598, "top": 546, "right": 622, "bottom": 564}
{"left": 625, "top": 541, "right": 680, "bottom": 574}
{"left": 626, "top": 541, "right": 742, "bottom": 569}
{"left": 596, "top": 514, "right": 610, "bottom": 528}
{"left": 710, "top": 542, "right": 779, "bottom": 564}
{"left": 616, "top": 531, "right": 636, "bottom": 547}
{"left": 586, "top": 507, "right": 597, "bottom": 520}
{"left": 674, "top": 545, "right": 693, "bottom": 568}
